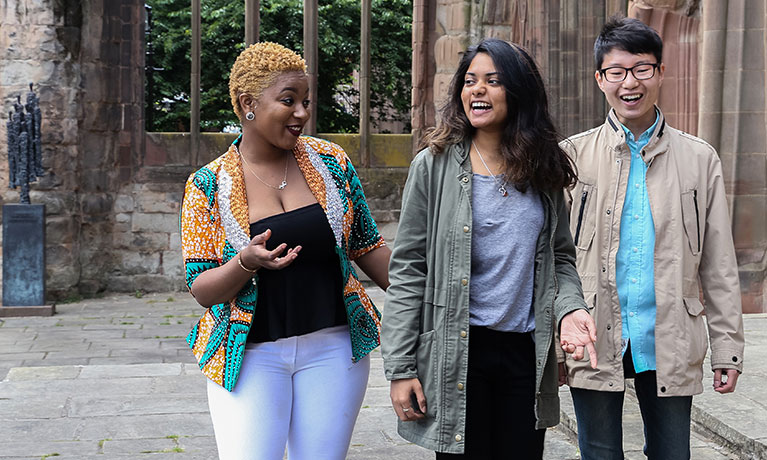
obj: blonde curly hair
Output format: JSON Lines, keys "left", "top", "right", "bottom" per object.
{"left": 229, "top": 42, "right": 307, "bottom": 120}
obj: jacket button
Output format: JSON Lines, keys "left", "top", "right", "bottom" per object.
{"left": 601, "top": 266, "right": 606, "bottom": 273}
{"left": 460, "top": 330, "right": 467, "bottom": 338}
{"left": 461, "top": 278, "right": 468, "bottom": 286}
{"left": 732, "top": 356, "right": 738, "bottom": 362}
{"left": 660, "top": 386, "right": 667, "bottom": 393}
{"left": 606, "top": 324, "right": 611, "bottom": 330}
{"left": 463, "top": 225, "right": 470, "bottom": 233}
{"left": 608, "top": 382, "right": 614, "bottom": 387}
{"left": 455, "top": 434, "right": 462, "bottom": 442}
{"left": 457, "top": 383, "right": 464, "bottom": 390}
{"left": 606, "top": 209, "right": 611, "bottom": 215}
{"left": 461, "top": 177, "right": 469, "bottom": 183}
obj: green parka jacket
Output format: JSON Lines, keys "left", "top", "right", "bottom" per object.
{"left": 381, "top": 140, "right": 588, "bottom": 454}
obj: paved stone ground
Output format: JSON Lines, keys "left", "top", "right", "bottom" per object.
{"left": 0, "top": 289, "right": 762, "bottom": 459}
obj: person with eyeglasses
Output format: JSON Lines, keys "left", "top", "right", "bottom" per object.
{"left": 559, "top": 15, "right": 744, "bottom": 460}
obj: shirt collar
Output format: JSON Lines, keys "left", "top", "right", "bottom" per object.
{"left": 620, "top": 109, "right": 660, "bottom": 144}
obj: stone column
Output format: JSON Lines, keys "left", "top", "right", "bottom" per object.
{"left": 77, "top": 0, "right": 146, "bottom": 295}
{"left": 629, "top": 0, "right": 701, "bottom": 135}
{"left": 699, "top": 0, "right": 767, "bottom": 313}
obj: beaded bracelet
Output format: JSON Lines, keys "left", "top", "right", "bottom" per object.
{"left": 237, "top": 253, "right": 258, "bottom": 273}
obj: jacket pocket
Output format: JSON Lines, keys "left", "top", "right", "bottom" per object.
{"left": 571, "top": 182, "right": 596, "bottom": 251}
{"left": 681, "top": 190, "right": 702, "bottom": 256}
{"left": 682, "top": 296, "right": 708, "bottom": 367}
{"left": 415, "top": 329, "right": 438, "bottom": 418}
{"left": 583, "top": 291, "right": 597, "bottom": 311}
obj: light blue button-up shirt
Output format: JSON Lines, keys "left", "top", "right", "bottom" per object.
{"left": 616, "top": 113, "right": 659, "bottom": 373}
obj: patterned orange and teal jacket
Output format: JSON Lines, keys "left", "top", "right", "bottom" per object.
{"left": 180, "top": 135, "right": 386, "bottom": 391}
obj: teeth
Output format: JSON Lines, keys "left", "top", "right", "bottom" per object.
{"left": 472, "top": 102, "right": 492, "bottom": 110}
{"left": 621, "top": 94, "right": 641, "bottom": 101}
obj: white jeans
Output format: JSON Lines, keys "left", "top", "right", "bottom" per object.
{"left": 206, "top": 325, "right": 370, "bottom": 460}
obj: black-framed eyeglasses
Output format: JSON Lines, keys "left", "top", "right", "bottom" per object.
{"left": 598, "top": 63, "right": 660, "bottom": 83}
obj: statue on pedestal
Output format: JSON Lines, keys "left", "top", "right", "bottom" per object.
{"left": 6, "top": 83, "right": 43, "bottom": 204}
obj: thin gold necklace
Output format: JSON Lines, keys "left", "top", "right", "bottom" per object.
{"left": 236, "top": 145, "right": 288, "bottom": 190}
{"left": 472, "top": 141, "right": 508, "bottom": 197}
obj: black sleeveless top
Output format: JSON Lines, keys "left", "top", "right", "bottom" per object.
{"left": 247, "top": 203, "right": 347, "bottom": 343}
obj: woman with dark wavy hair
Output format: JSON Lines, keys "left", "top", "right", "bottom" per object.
{"left": 381, "top": 38, "right": 598, "bottom": 458}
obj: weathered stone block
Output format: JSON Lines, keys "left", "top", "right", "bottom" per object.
{"left": 737, "top": 113, "right": 767, "bottom": 154}
{"left": 114, "top": 194, "right": 135, "bottom": 213}
{"left": 46, "top": 243, "right": 75, "bottom": 266}
{"left": 132, "top": 213, "right": 178, "bottom": 234}
{"left": 81, "top": 193, "right": 113, "bottom": 215}
{"left": 121, "top": 232, "right": 170, "bottom": 251}
{"left": 79, "top": 169, "right": 110, "bottom": 192}
{"left": 45, "top": 216, "right": 77, "bottom": 245}
{"left": 136, "top": 192, "right": 180, "bottom": 214}
{"left": 115, "top": 251, "right": 161, "bottom": 276}
{"left": 169, "top": 232, "right": 181, "bottom": 251}
{"left": 732, "top": 195, "right": 767, "bottom": 249}
{"left": 434, "top": 35, "right": 466, "bottom": 71}
{"left": 0, "top": 1, "right": 56, "bottom": 25}
{"left": 162, "top": 251, "right": 183, "bottom": 277}
{"left": 733, "top": 154, "right": 767, "bottom": 195}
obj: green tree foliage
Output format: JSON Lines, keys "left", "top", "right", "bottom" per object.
{"left": 145, "top": 0, "right": 411, "bottom": 133}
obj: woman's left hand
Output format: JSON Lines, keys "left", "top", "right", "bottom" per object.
{"left": 241, "top": 229, "right": 302, "bottom": 271}
{"left": 560, "top": 309, "right": 598, "bottom": 368}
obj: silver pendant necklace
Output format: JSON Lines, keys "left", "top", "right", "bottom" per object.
{"left": 472, "top": 141, "right": 508, "bottom": 197}
{"left": 236, "top": 145, "right": 289, "bottom": 190}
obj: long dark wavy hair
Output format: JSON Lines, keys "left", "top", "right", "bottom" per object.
{"left": 421, "top": 38, "right": 576, "bottom": 192}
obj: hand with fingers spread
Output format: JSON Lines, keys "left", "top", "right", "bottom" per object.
{"left": 560, "top": 309, "right": 598, "bottom": 369}
{"left": 713, "top": 368, "right": 739, "bottom": 394}
{"left": 390, "top": 378, "right": 427, "bottom": 421}
{"left": 240, "top": 228, "right": 302, "bottom": 272}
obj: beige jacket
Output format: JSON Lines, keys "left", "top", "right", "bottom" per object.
{"left": 561, "top": 109, "right": 744, "bottom": 396}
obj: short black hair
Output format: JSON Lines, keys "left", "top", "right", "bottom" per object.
{"left": 594, "top": 15, "right": 663, "bottom": 69}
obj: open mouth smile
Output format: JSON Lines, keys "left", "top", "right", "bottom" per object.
{"left": 620, "top": 94, "right": 643, "bottom": 103}
{"left": 470, "top": 101, "right": 492, "bottom": 113}
{"left": 286, "top": 125, "right": 303, "bottom": 136}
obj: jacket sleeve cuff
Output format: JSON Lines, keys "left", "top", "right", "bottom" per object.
{"left": 555, "top": 294, "right": 589, "bottom": 327}
{"left": 383, "top": 358, "right": 418, "bottom": 381}
{"left": 710, "top": 349, "right": 744, "bottom": 373}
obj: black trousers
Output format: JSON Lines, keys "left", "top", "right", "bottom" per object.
{"left": 436, "top": 326, "right": 546, "bottom": 460}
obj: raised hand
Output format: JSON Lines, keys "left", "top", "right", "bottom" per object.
{"left": 240, "top": 229, "right": 301, "bottom": 271}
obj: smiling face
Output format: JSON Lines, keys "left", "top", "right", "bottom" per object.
{"left": 460, "top": 53, "right": 508, "bottom": 135}
{"left": 242, "top": 71, "right": 310, "bottom": 154}
{"left": 596, "top": 48, "right": 664, "bottom": 135}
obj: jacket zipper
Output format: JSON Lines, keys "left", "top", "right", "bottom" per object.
{"left": 693, "top": 189, "right": 701, "bottom": 252}
{"left": 574, "top": 190, "right": 588, "bottom": 245}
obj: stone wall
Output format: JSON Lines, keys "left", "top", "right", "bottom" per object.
{"left": 77, "top": 0, "right": 146, "bottom": 296}
{"left": 114, "top": 132, "right": 410, "bottom": 294}
{"left": 412, "top": 0, "right": 767, "bottom": 312}
{"left": 411, "top": 0, "right": 625, "bottom": 140}
{"left": 698, "top": 0, "right": 767, "bottom": 313}
{"left": 1, "top": 0, "right": 85, "bottom": 297}
{"left": 1, "top": 0, "right": 145, "bottom": 299}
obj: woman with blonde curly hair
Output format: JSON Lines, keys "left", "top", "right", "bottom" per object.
{"left": 180, "top": 42, "right": 391, "bottom": 460}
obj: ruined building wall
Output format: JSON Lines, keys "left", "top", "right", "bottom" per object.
{"left": 412, "top": 0, "right": 766, "bottom": 312}
{"left": 0, "top": 0, "right": 84, "bottom": 297}
{"left": 0, "top": 0, "right": 146, "bottom": 298}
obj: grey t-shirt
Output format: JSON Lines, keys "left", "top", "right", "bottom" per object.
{"left": 469, "top": 174, "right": 544, "bottom": 332}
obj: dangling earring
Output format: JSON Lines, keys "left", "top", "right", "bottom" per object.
{"left": 245, "top": 111, "right": 255, "bottom": 121}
